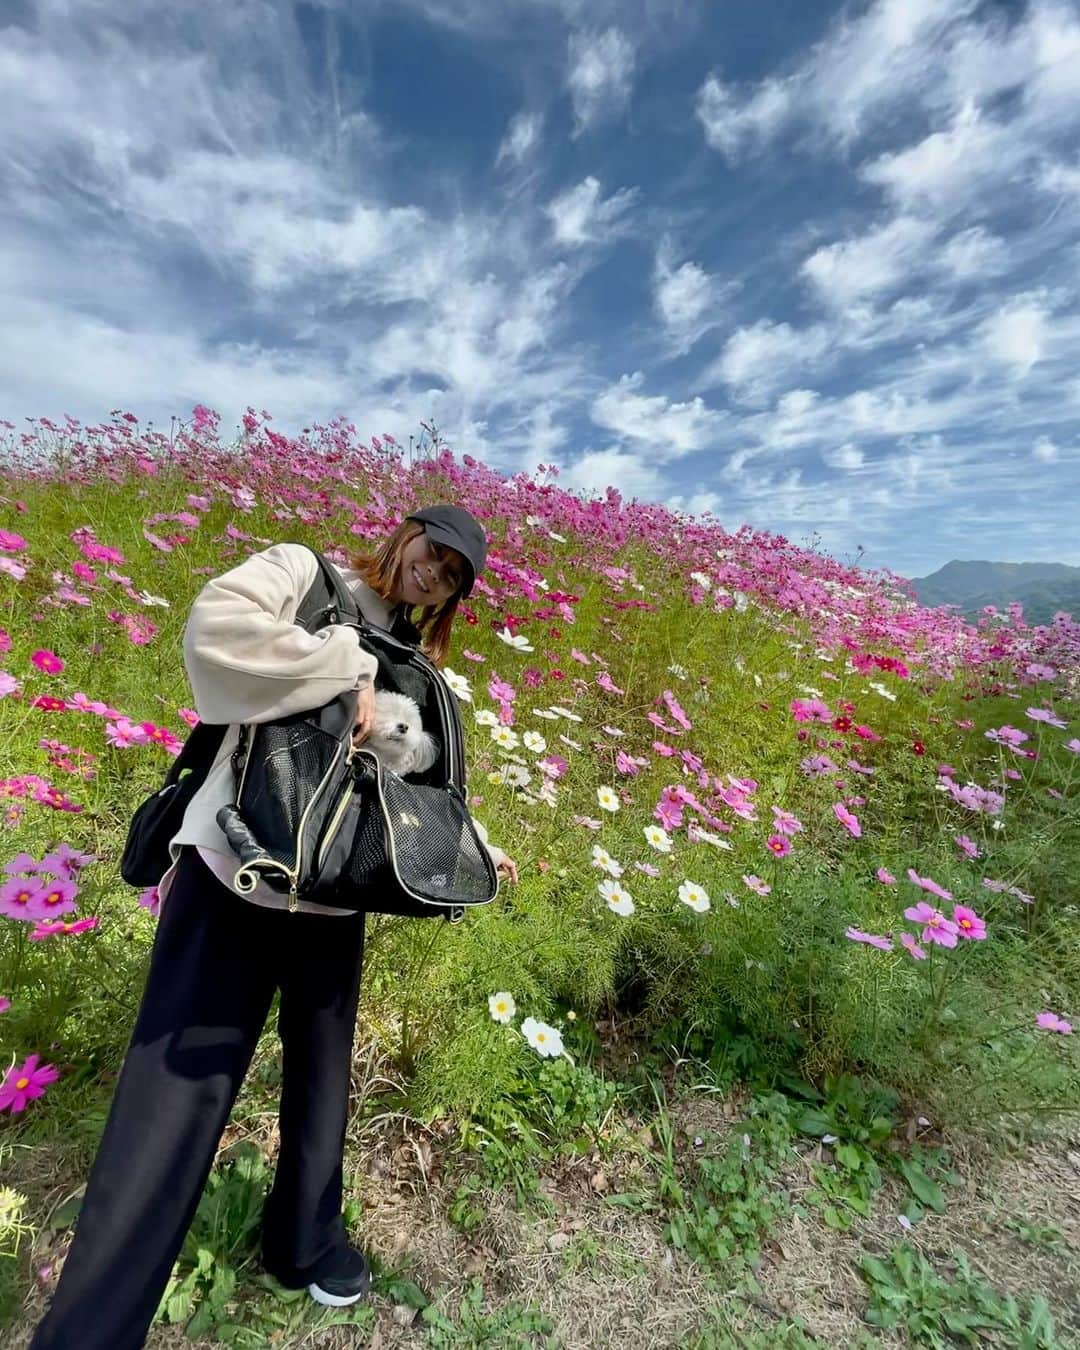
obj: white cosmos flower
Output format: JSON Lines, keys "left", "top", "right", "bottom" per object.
{"left": 525, "top": 514, "right": 543, "bottom": 527}
{"left": 442, "top": 668, "right": 473, "bottom": 702}
{"left": 558, "top": 734, "right": 581, "bottom": 750}
{"left": 689, "top": 572, "right": 711, "bottom": 590}
{"left": 474, "top": 708, "right": 499, "bottom": 727}
{"left": 798, "top": 685, "right": 824, "bottom": 699}
{"left": 868, "top": 681, "right": 897, "bottom": 701}
{"left": 491, "top": 725, "right": 521, "bottom": 750}
{"left": 531, "top": 707, "right": 560, "bottom": 720}
{"left": 497, "top": 627, "right": 535, "bottom": 652}
{"left": 487, "top": 769, "right": 506, "bottom": 786}
{"left": 678, "top": 880, "right": 710, "bottom": 913}
{"left": 597, "top": 786, "right": 620, "bottom": 813}
{"left": 667, "top": 663, "right": 688, "bottom": 680}
{"left": 501, "top": 764, "right": 531, "bottom": 789}
{"left": 591, "top": 844, "right": 624, "bottom": 878}
{"left": 522, "top": 1016, "right": 564, "bottom": 1057}
{"left": 643, "top": 825, "right": 673, "bottom": 853}
{"left": 549, "top": 705, "right": 583, "bottom": 722}
{"left": 488, "top": 991, "right": 516, "bottom": 1024}
{"left": 522, "top": 731, "right": 547, "bottom": 753}
{"left": 687, "top": 823, "right": 733, "bottom": 850}
{"left": 548, "top": 531, "right": 567, "bottom": 542}
{"left": 598, "top": 879, "right": 635, "bottom": 916}
{"left": 135, "top": 590, "right": 171, "bottom": 608}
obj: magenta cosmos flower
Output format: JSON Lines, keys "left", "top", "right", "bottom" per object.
{"left": 766, "top": 834, "right": 792, "bottom": 858}
{"left": 951, "top": 905, "right": 986, "bottom": 940}
{"left": 903, "top": 901, "right": 959, "bottom": 948}
{"left": 833, "top": 802, "right": 861, "bottom": 837}
{"left": 876, "top": 867, "right": 897, "bottom": 885}
{"left": 1035, "top": 1012, "right": 1072, "bottom": 1034}
{"left": 0, "top": 1055, "right": 60, "bottom": 1113}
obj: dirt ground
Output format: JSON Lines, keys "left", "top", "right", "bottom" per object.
{"left": 7, "top": 1090, "right": 1079, "bottom": 1349}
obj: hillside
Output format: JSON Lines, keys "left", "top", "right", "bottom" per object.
{"left": 910, "top": 559, "right": 1080, "bottom": 626}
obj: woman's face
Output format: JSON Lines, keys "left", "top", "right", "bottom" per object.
{"left": 395, "top": 529, "right": 467, "bottom": 607}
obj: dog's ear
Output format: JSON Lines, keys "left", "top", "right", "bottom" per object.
{"left": 409, "top": 730, "right": 440, "bottom": 776}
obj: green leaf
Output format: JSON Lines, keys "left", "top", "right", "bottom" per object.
{"left": 836, "top": 1143, "right": 862, "bottom": 1170}
{"left": 897, "top": 1157, "right": 946, "bottom": 1213}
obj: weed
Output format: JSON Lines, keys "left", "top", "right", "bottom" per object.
{"left": 420, "top": 1277, "right": 557, "bottom": 1347}
{"left": 860, "top": 1243, "right": 1063, "bottom": 1348}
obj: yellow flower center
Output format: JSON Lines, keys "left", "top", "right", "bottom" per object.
{"left": 537, "top": 1033, "right": 546, "bottom": 1043}
{"left": 960, "top": 918, "right": 971, "bottom": 928}
{"left": 15, "top": 1078, "right": 29, "bottom": 1091}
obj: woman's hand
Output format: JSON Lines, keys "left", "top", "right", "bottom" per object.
{"left": 351, "top": 681, "right": 376, "bottom": 746}
{"left": 496, "top": 854, "right": 519, "bottom": 885}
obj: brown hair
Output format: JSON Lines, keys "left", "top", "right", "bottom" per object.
{"left": 348, "top": 518, "right": 462, "bottom": 667}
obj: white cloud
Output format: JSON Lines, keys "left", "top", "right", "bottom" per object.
{"left": 861, "top": 102, "right": 1015, "bottom": 216}
{"left": 652, "top": 236, "right": 732, "bottom": 355}
{"left": 1032, "top": 436, "right": 1058, "bottom": 462}
{"left": 566, "top": 27, "right": 636, "bottom": 137}
{"left": 590, "top": 372, "right": 725, "bottom": 458}
{"left": 544, "top": 175, "right": 640, "bottom": 247}
{"left": 801, "top": 216, "right": 937, "bottom": 309}
{"left": 822, "top": 443, "right": 865, "bottom": 471}
{"left": 695, "top": 74, "right": 793, "bottom": 160}
{"left": 938, "top": 226, "right": 1008, "bottom": 279}
{"left": 556, "top": 446, "right": 666, "bottom": 500}
{"left": 695, "top": 0, "right": 975, "bottom": 160}
{"left": 495, "top": 110, "right": 542, "bottom": 168}
{"left": 982, "top": 302, "right": 1048, "bottom": 377}
{"left": 708, "top": 320, "right": 832, "bottom": 405}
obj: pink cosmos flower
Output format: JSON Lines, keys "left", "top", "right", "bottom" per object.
{"left": 766, "top": 834, "right": 792, "bottom": 858}
{"left": 742, "top": 874, "right": 771, "bottom": 896}
{"left": 833, "top": 802, "right": 861, "bottom": 838}
{"left": 572, "top": 815, "right": 603, "bottom": 831}
{"left": 0, "top": 877, "right": 50, "bottom": 922}
{"left": 138, "top": 887, "right": 160, "bottom": 917}
{"left": 906, "top": 868, "right": 953, "bottom": 903}
{"left": 903, "top": 902, "right": 959, "bottom": 948}
{"left": 899, "top": 932, "right": 927, "bottom": 961}
{"left": 845, "top": 927, "right": 893, "bottom": 951}
{"left": 0, "top": 1054, "right": 60, "bottom": 1113}
{"left": 952, "top": 905, "right": 986, "bottom": 940}
{"left": 634, "top": 861, "right": 661, "bottom": 877}
{"left": 876, "top": 867, "right": 897, "bottom": 885}
{"left": 771, "top": 806, "right": 804, "bottom": 836}
{"left": 1065, "top": 738, "right": 1080, "bottom": 755}
{"left": 28, "top": 915, "right": 99, "bottom": 941}
{"left": 34, "top": 877, "right": 78, "bottom": 919}
{"left": 1026, "top": 707, "right": 1067, "bottom": 729}
{"left": 954, "top": 835, "right": 981, "bottom": 859}
{"left": 31, "top": 649, "right": 65, "bottom": 675}
{"left": 0, "top": 996, "right": 10, "bottom": 1014}
{"left": 1035, "top": 1012, "right": 1072, "bottom": 1034}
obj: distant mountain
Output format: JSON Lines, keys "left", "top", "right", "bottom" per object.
{"left": 908, "top": 560, "right": 1080, "bottom": 626}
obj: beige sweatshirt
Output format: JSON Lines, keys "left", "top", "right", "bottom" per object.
{"left": 157, "top": 541, "right": 505, "bottom": 917}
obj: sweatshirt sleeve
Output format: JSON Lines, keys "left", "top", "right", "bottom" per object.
{"left": 182, "top": 542, "right": 378, "bottom": 726}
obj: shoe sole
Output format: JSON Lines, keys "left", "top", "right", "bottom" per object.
{"left": 308, "top": 1281, "right": 368, "bottom": 1307}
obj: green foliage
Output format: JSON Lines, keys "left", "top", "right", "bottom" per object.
{"left": 860, "top": 1244, "right": 1062, "bottom": 1348}
{"left": 420, "top": 1278, "right": 556, "bottom": 1348}
{"left": 652, "top": 1090, "right": 796, "bottom": 1270}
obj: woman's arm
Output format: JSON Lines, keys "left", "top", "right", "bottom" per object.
{"left": 182, "top": 543, "right": 378, "bottom": 725}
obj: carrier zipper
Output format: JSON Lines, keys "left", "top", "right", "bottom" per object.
{"left": 315, "top": 742, "right": 359, "bottom": 872}
{"left": 234, "top": 733, "right": 350, "bottom": 913}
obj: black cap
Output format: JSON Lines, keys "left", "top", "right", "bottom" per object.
{"left": 405, "top": 503, "right": 488, "bottom": 597}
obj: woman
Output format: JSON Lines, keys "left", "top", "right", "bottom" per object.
{"left": 31, "top": 503, "right": 517, "bottom": 1349}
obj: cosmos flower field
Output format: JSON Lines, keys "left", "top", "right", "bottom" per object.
{"left": 1, "top": 406, "right": 1078, "bottom": 1140}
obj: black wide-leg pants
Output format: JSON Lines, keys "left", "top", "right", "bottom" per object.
{"left": 30, "top": 846, "right": 367, "bottom": 1350}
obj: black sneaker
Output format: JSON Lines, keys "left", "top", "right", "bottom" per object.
{"left": 306, "top": 1245, "right": 371, "bottom": 1307}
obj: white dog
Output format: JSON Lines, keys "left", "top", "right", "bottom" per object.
{"left": 358, "top": 689, "right": 440, "bottom": 777}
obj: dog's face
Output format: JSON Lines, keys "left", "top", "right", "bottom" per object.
{"left": 365, "top": 690, "right": 440, "bottom": 777}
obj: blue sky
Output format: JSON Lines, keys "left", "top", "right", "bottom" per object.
{"left": 1, "top": 0, "right": 1078, "bottom": 580}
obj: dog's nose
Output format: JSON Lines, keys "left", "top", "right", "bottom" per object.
{"left": 396, "top": 722, "right": 409, "bottom": 734}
